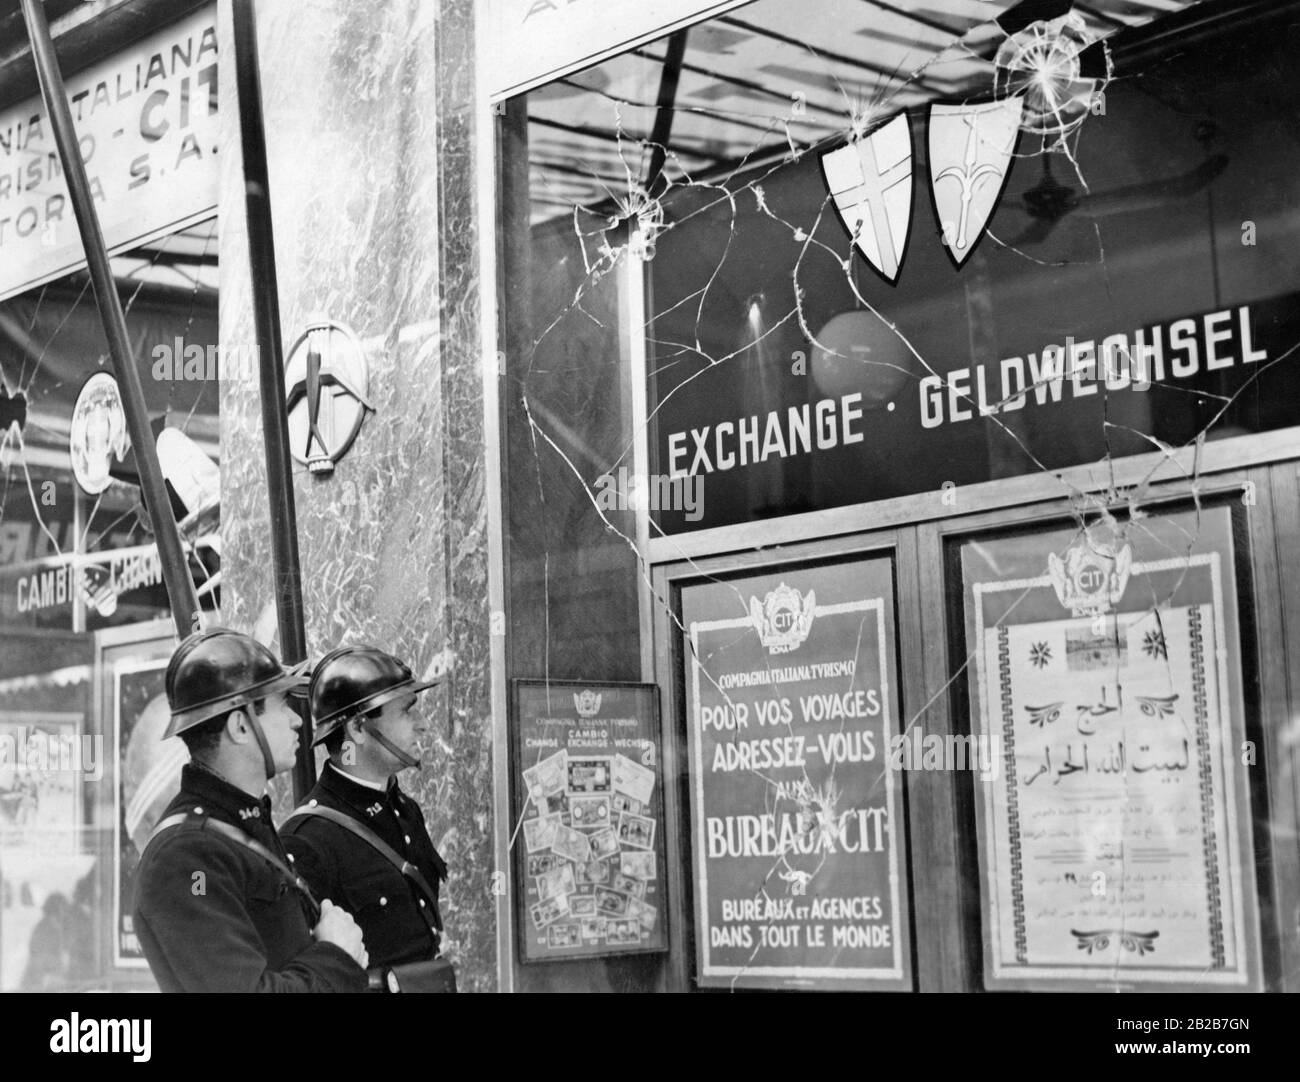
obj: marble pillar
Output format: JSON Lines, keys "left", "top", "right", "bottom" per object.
{"left": 218, "top": 0, "right": 496, "bottom": 990}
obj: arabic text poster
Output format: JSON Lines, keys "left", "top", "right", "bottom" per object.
{"left": 681, "top": 558, "right": 910, "bottom": 990}
{"left": 964, "top": 509, "right": 1260, "bottom": 989}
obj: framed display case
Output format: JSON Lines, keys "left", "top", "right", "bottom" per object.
{"left": 678, "top": 554, "right": 912, "bottom": 990}
{"left": 957, "top": 505, "right": 1263, "bottom": 990}
{"left": 511, "top": 679, "right": 669, "bottom": 962}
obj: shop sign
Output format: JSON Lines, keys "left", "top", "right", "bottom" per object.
{"left": 5, "top": 538, "right": 215, "bottom": 618}
{"left": 0, "top": 6, "right": 218, "bottom": 303}
{"left": 511, "top": 680, "right": 668, "bottom": 961}
{"left": 681, "top": 558, "right": 910, "bottom": 989}
{"left": 487, "top": 0, "right": 754, "bottom": 101}
{"left": 961, "top": 508, "right": 1262, "bottom": 989}
{"left": 652, "top": 291, "right": 1300, "bottom": 533}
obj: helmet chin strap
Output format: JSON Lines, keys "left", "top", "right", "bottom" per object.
{"left": 362, "top": 721, "right": 421, "bottom": 770}
{"left": 245, "top": 713, "right": 278, "bottom": 780}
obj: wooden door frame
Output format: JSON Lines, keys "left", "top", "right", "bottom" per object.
{"left": 913, "top": 462, "right": 1299, "bottom": 992}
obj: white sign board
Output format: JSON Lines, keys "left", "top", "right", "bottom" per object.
{"left": 0, "top": 6, "right": 218, "bottom": 303}
{"left": 963, "top": 513, "right": 1262, "bottom": 991}
{"left": 488, "top": 0, "right": 754, "bottom": 101}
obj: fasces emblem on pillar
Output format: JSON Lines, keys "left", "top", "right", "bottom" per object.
{"left": 283, "top": 319, "right": 374, "bottom": 475}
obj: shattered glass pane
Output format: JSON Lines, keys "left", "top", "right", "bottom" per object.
{"left": 957, "top": 504, "right": 1265, "bottom": 989}
{"left": 502, "top": 0, "right": 1297, "bottom": 991}
{"left": 0, "top": 219, "right": 219, "bottom": 989}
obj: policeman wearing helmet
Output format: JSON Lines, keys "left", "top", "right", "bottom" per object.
{"left": 132, "top": 629, "right": 368, "bottom": 992}
{"left": 282, "top": 645, "right": 452, "bottom": 992}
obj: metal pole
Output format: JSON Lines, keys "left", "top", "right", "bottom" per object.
{"left": 20, "top": 0, "right": 200, "bottom": 640}
{"left": 230, "top": 0, "right": 315, "bottom": 797}
{"left": 644, "top": 30, "right": 687, "bottom": 199}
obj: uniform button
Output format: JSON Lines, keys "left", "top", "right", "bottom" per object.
{"left": 309, "top": 799, "right": 319, "bottom": 807}
{"left": 193, "top": 806, "right": 204, "bottom": 815}
{"left": 287, "top": 853, "right": 296, "bottom": 862}
{"left": 419, "top": 899, "right": 426, "bottom": 908}
{"left": 404, "top": 834, "right": 411, "bottom": 845}
{"left": 380, "top": 897, "right": 388, "bottom": 906}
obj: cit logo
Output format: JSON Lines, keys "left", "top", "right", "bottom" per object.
{"left": 750, "top": 584, "right": 816, "bottom": 655}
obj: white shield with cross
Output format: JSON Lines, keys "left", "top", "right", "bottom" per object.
{"left": 820, "top": 112, "right": 913, "bottom": 284}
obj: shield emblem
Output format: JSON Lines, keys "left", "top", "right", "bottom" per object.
{"left": 820, "top": 112, "right": 913, "bottom": 283}
{"left": 928, "top": 98, "right": 1024, "bottom": 266}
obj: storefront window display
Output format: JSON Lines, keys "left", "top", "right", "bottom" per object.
{"left": 0, "top": 2, "right": 220, "bottom": 990}
{"left": 0, "top": 223, "right": 220, "bottom": 991}
{"left": 498, "top": 0, "right": 1300, "bottom": 991}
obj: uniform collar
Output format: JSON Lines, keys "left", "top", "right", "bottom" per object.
{"left": 180, "top": 762, "right": 274, "bottom": 831}
{"left": 329, "top": 763, "right": 388, "bottom": 792}
{"left": 320, "top": 761, "right": 402, "bottom": 815}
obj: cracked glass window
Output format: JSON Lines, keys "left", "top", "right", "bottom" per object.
{"left": 0, "top": 218, "right": 220, "bottom": 990}
{"left": 678, "top": 555, "right": 910, "bottom": 989}
{"left": 957, "top": 502, "right": 1265, "bottom": 990}
{"left": 500, "top": 0, "right": 1298, "bottom": 991}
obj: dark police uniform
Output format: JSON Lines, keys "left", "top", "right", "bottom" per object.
{"left": 282, "top": 762, "right": 447, "bottom": 968}
{"left": 134, "top": 763, "right": 366, "bottom": 993}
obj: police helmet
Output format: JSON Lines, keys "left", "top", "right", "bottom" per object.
{"left": 163, "top": 627, "right": 309, "bottom": 740}
{"left": 308, "top": 645, "right": 438, "bottom": 747}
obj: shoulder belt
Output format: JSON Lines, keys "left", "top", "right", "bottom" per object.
{"left": 150, "top": 812, "right": 322, "bottom": 924}
{"left": 285, "top": 804, "right": 443, "bottom": 934}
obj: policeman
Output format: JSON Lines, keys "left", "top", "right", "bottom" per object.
{"left": 133, "top": 628, "right": 368, "bottom": 992}
{"left": 282, "top": 645, "right": 450, "bottom": 992}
